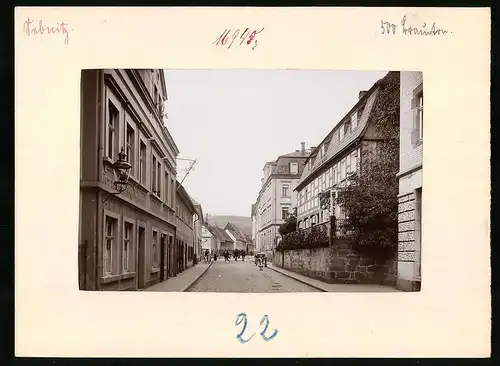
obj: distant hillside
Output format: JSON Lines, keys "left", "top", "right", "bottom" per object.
{"left": 206, "top": 215, "right": 252, "bottom": 235}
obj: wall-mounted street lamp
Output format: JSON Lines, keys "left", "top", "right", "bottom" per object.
{"left": 102, "top": 147, "right": 132, "bottom": 203}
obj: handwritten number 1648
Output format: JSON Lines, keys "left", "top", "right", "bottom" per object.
{"left": 235, "top": 313, "right": 278, "bottom": 343}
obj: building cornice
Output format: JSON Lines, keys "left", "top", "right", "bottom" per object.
{"left": 397, "top": 163, "right": 423, "bottom": 179}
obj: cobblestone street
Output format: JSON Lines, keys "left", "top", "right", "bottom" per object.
{"left": 187, "top": 257, "right": 320, "bottom": 293}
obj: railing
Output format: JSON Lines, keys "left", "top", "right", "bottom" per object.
{"left": 301, "top": 222, "right": 329, "bottom": 239}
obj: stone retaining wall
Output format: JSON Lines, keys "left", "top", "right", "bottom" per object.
{"left": 273, "top": 240, "right": 397, "bottom": 286}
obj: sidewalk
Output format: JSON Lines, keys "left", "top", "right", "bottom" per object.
{"left": 267, "top": 263, "right": 401, "bottom": 292}
{"left": 144, "top": 261, "right": 212, "bottom": 292}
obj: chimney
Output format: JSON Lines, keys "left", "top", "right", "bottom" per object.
{"left": 310, "top": 146, "right": 317, "bottom": 151}
{"left": 359, "top": 90, "right": 367, "bottom": 100}
{"left": 301, "top": 142, "right": 305, "bottom": 153}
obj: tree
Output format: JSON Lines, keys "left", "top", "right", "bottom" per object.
{"left": 336, "top": 72, "right": 400, "bottom": 259}
{"left": 278, "top": 208, "right": 297, "bottom": 236}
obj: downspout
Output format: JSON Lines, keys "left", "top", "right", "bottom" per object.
{"left": 95, "top": 69, "right": 105, "bottom": 290}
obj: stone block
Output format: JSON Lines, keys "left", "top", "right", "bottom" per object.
{"left": 398, "top": 241, "right": 416, "bottom": 252}
{"left": 366, "top": 264, "right": 387, "bottom": 274}
{"left": 346, "top": 262, "right": 358, "bottom": 271}
{"left": 354, "top": 271, "right": 366, "bottom": 281}
{"left": 358, "top": 257, "right": 375, "bottom": 266}
{"left": 398, "top": 195, "right": 409, "bottom": 203}
{"left": 398, "top": 251, "right": 416, "bottom": 261}
{"left": 398, "top": 200, "right": 415, "bottom": 213}
{"left": 399, "top": 221, "right": 414, "bottom": 232}
{"left": 335, "top": 271, "right": 350, "bottom": 279}
{"left": 398, "top": 210, "right": 415, "bottom": 223}
{"left": 398, "top": 231, "right": 415, "bottom": 242}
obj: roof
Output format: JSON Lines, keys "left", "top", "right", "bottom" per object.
{"left": 176, "top": 181, "right": 197, "bottom": 213}
{"left": 210, "top": 226, "right": 233, "bottom": 242}
{"left": 189, "top": 196, "right": 204, "bottom": 221}
{"left": 278, "top": 150, "right": 311, "bottom": 159}
{"left": 295, "top": 72, "right": 392, "bottom": 191}
{"left": 224, "top": 222, "right": 251, "bottom": 242}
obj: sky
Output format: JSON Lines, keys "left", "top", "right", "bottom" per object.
{"left": 164, "top": 69, "right": 389, "bottom": 217}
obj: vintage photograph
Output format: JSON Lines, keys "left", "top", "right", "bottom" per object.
{"left": 78, "top": 69, "right": 423, "bottom": 293}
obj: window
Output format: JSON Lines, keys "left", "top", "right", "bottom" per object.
{"left": 308, "top": 159, "right": 312, "bottom": 170}
{"left": 152, "top": 230, "right": 159, "bottom": 268}
{"left": 339, "top": 124, "right": 345, "bottom": 141}
{"left": 351, "top": 112, "right": 358, "bottom": 129}
{"left": 418, "top": 93, "right": 424, "bottom": 141}
{"left": 340, "top": 159, "right": 346, "bottom": 180}
{"left": 171, "top": 178, "right": 175, "bottom": 205}
{"left": 125, "top": 123, "right": 135, "bottom": 174}
{"left": 282, "top": 184, "right": 290, "bottom": 197}
{"left": 123, "top": 222, "right": 133, "bottom": 273}
{"left": 411, "top": 87, "right": 424, "bottom": 146}
{"left": 351, "top": 151, "right": 357, "bottom": 173}
{"left": 139, "top": 141, "right": 146, "bottom": 185}
{"left": 103, "top": 216, "right": 117, "bottom": 276}
{"left": 346, "top": 154, "right": 351, "bottom": 174}
{"left": 281, "top": 207, "right": 289, "bottom": 220}
{"left": 107, "top": 102, "right": 119, "bottom": 159}
{"left": 165, "top": 171, "right": 169, "bottom": 204}
{"left": 290, "top": 162, "right": 299, "bottom": 175}
{"left": 156, "top": 160, "right": 161, "bottom": 197}
{"left": 153, "top": 85, "right": 159, "bottom": 108}
{"left": 152, "top": 155, "right": 157, "bottom": 192}
{"left": 344, "top": 121, "right": 351, "bottom": 135}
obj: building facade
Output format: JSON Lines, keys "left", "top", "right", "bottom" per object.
{"left": 295, "top": 72, "right": 400, "bottom": 232}
{"left": 191, "top": 198, "right": 204, "bottom": 262}
{"left": 251, "top": 203, "right": 257, "bottom": 252}
{"left": 224, "top": 222, "right": 251, "bottom": 252}
{"left": 176, "top": 182, "right": 197, "bottom": 271}
{"left": 396, "top": 71, "right": 423, "bottom": 292}
{"left": 211, "top": 226, "right": 234, "bottom": 252}
{"left": 254, "top": 144, "right": 311, "bottom": 257}
{"left": 201, "top": 224, "right": 217, "bottom": 253}
{"left": 79, "top": 69, "right": 179, "bottom": 291}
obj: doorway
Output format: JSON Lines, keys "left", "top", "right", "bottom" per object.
{"left": 160, "top": 233, "right": 166, "bottom": 282}
{"left": 137, "top": 226, "right": 146, "bottom": 289}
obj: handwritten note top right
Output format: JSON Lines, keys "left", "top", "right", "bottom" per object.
{"left": 380, "top": 15, "right": 451, "bottom": 36}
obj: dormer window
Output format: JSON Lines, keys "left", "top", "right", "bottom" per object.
{"left": 308, "top": 159, "right": 312, "bottom": 170}
{"left": 290, "top": 162, "right": 299, "bottom": 175}
{"left": 339, "top": 124, "right": 345, "bottom": 141}
{"left": 344, "top": 121, "right": 351, "bottom": 135}
{"left": 351, "top": 111, "right": 358, "bottom": 129}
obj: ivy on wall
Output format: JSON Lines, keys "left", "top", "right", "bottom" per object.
{"left": 336, "top": 72, "right": 401, "bottom": 260}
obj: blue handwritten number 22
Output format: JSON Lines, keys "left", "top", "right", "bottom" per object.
{"left": 235, "top": 313, "right": 279, "bottom": 343}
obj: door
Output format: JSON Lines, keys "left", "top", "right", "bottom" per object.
{"left": 160, "top": 234, "right": 166, "bottom": 282}
{"left": 137, "top": 227, "right": 146, "bottom": 289}
{"left": 168, "top": 235, "right": 173, "bottom": 277}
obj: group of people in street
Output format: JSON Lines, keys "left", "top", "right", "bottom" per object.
{"left": 203, "top": 249, "right": 249, "bottom": 263}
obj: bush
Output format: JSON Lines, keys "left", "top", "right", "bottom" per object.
{"left": 277, "top": 225, "right": 329, "bottom": 252}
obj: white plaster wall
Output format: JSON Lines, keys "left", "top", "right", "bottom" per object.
{"left": 398, "top": 261, "right": 415, "bottom": 281}
{"left": 399, "top": 169, "right": 422, "bottom": 195}
{"left": 399, "top": 71, "right": 423, "bottom": 175}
